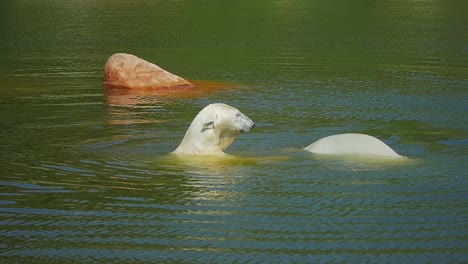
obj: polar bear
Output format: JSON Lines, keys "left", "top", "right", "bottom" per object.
{"left": 172, "top": 103, "right": 255, "bottom": 155}
{"left": 305, "top": 133, "right": 403, "bottom": 158}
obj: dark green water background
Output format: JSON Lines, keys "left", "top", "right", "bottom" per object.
{"left": 1, "top": 1, "right": 467, "bottom": 263}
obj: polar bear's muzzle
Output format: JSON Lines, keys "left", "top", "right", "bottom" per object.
{"left": 240, "top": 121, "right": 255, "bottom": 133}
{"left": 238, "top": 113, "right": 255, "bottom": 133}
{"left": 240, "top": 124, "right": 255, "bottom": 133}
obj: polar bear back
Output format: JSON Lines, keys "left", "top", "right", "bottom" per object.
{"left": 305, "top": 133, "right": 402, "bottom": 158}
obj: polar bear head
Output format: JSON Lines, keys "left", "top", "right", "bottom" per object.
{"left": 172, "top": 103, "right": 255, "bottom": 155}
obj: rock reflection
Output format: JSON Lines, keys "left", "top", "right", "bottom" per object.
{"left": 104, "top": 80, "right": 238, "bottom": 107}
{"left": 104, "top": 80, "right": 238, "bottom": 125}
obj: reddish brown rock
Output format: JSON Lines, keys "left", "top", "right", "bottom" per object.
{"left": 103, "top": 53, "right": 194, "bottom": 89}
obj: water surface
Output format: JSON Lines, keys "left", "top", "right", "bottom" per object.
{"left": 1, "top": 1, "right": 467, "bottom": 263}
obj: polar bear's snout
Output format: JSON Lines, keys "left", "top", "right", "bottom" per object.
{"left": 234, "top": 112, "right": 255, "bottom": 133}
{"left": 238, "top": 113, "right": 255, "bottom": 133}
{"left": 240, "top": 123, "right": 255, "bottom": 133}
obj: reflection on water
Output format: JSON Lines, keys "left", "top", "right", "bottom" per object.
{"left": 162, "top": 152, "right": 292, "bottom": 175}
{"left": 1, "top": 0, "right": 467, "bottom": 263}
{"left": 104, "top": 80, "right": 238, "bottom": 107}
{"left": 104, "top": 80, "right": 240, "bottom": 125}
{"left": 306, "top": 152, "right": 415, "bottom": 172}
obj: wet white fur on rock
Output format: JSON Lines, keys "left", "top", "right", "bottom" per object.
{"left": 305, "top": 133, "right": 403, "bottom": 158}
{"left": 173, "top": 103, "right": 255, "bottom": 155}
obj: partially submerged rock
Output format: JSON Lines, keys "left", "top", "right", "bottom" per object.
{"left": 103, "top": 53, "right": 194, "bottom": 89}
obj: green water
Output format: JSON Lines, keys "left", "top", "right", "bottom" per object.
{"left": 1, "top": 1, "right": 467, "bottom": 263}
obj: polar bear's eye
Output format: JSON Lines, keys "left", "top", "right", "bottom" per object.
{"left": 235, "top": 112, "right": 241, "bottom": 117}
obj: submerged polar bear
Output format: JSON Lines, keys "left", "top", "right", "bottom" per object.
{"left": 305, "top": 133, "right": 403, "bottom": 158}
{"left": 172, "top": 103, "right": 255, "bottom": 155}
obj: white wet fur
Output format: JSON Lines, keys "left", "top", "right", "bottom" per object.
{"left": 173, "top": 103, "right": 255, "bottom": 155}
{"left": 305, "top": 133, "right": 403, "bottom": 158}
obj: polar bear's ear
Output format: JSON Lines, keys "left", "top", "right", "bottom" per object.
{"left": 202, "top": 121, "right": 215, "bottom": 130}
{"left": 202, "top": 114, "right": 217, "bottom": 131}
